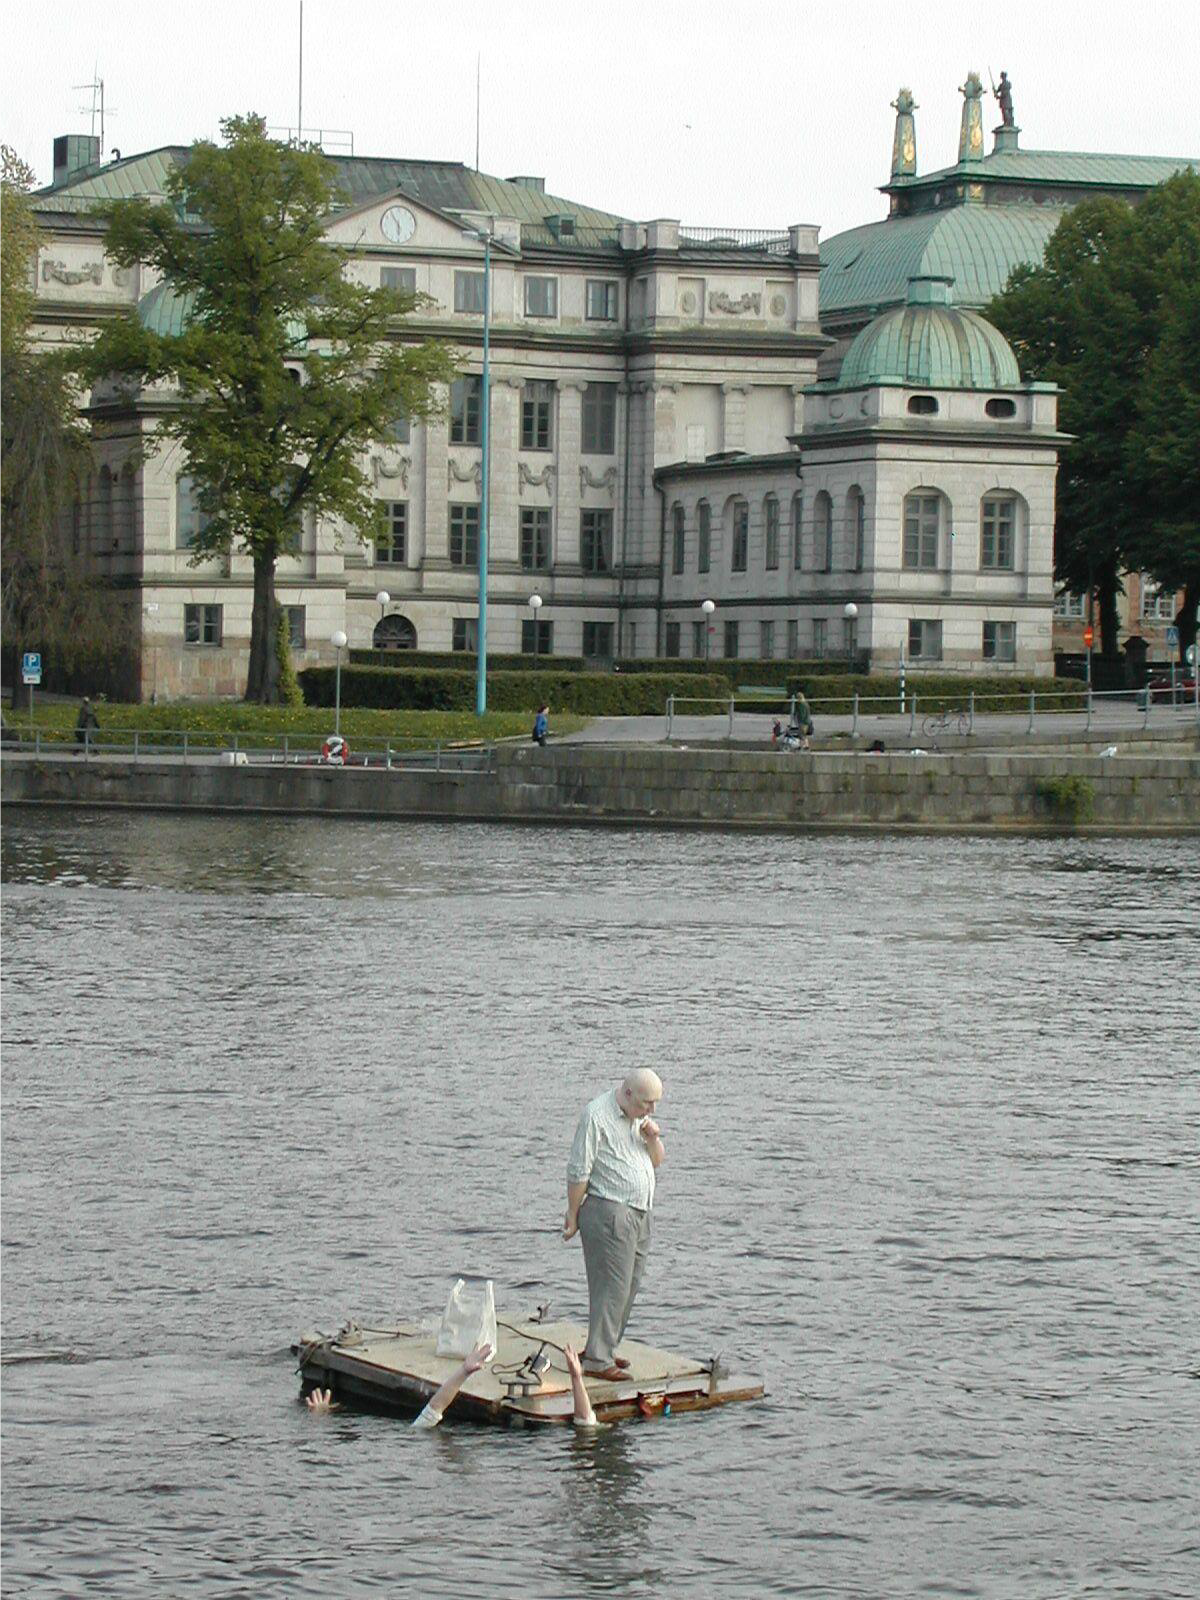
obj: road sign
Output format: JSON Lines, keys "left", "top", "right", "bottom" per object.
{"left": 1082, "top": 625, "right": 1094, "bottom": 649}
{"left": 1165, "top": 625, "right": 1180, "bottom": 650}
{"left": 21, "top": 651, "right": 42, "bottom": 684}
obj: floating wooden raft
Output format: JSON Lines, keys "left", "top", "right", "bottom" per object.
{"left": 293, "top": 1317, "right": 763, "bottom": 1426}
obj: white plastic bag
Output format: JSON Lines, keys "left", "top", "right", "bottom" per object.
{"left": 435, "top": 1276, "right": 497, "bottom": 1359}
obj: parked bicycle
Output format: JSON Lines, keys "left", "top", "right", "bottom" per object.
{"left": 921, "top": 706, "right": 970, "bottom": 741}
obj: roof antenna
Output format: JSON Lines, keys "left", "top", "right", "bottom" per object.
{"left": 297, "top": 1, "right": 304, "bottom": 144}
{"left": 74, "top": 66, "right": 114, "bottom": 158}
{"left": 475, "top": 52, "right": 481, "bottom": 171}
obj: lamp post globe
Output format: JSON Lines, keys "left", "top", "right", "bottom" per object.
{"left": 529, "top": 593, "right": 543, "bottom": 661}
{"left": 700, "top": 598, "right": 715, "bottom": 663}
{"left": 842, "top": 602, "right": 858, "bottom": 671}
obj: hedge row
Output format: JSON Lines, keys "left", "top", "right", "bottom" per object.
{"left": 349, "top": 649, "right": 867, "bottom": 683}
{"left": 300, "top": 665, "right": 730, "bottom": 715}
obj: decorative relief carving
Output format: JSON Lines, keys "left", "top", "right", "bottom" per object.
{"left": 770, "top": 294, "right": 787, "bottom": 317}
{"left": 579, "top": 465, "right": 617, "bottom": 495}
{"left": 111, "top": 266, "right": 133, "bottom": 288}
{"left": 447, "top": 458, "right": 482, "bottom": 491}
{"left": 42, "top": 259, "right": 104, "bottom": 287}
{"left": 708, "top": 290, "right": 761, "bottom": 316}
{"left": 519, "top": 462, "right": 556, "bottom": 496}
{"left": 373, "top": 451, "right": 412, "bottom": 489}
{"left": 679, "top": 290, "right": 697, "bottom": 315}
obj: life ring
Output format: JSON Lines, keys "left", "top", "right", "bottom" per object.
{"left": 322, "top": 734, "right": 348, "bottom": 766}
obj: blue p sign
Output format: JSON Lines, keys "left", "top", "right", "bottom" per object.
{"left": 21, "top": 652, "right": 42, "bottom": 684}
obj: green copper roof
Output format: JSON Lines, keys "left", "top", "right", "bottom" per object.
{"left": 137, "top": 281, "right": 307, "bottom": 346}
{"left": 835, "top": 275, "right": 1020, "bottom": 390}
{"left": 820, "top": 203, "right": 1065, "bottom": 323}
{"left": 887, "top": 146, "right": 1196, "bottom": 192}
{"left": 34, "top": 146, "right": 626, "bottom": 242}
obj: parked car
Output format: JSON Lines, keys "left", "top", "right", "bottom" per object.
{"left": 1145, "top": 673, "right": 1198, "bottom": 704}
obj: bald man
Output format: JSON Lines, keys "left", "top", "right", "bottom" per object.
{"left": 563, "top": 1069, "right": 665, "bottom": 1379}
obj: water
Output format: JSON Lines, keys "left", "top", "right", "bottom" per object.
{"left": 2, "top": 810, "right": 1197, "bottom": 1599}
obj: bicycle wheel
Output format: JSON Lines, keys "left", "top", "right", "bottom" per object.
{"left": 953, "top": 710, "right": 970, "bottom": 736}
{"left": 921, "top": 714, "right": 943, "bottom": 738}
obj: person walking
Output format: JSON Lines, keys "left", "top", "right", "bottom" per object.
{"left": 74, "top": 696, "right": 100, "bottom": 754}
{"left": 532, "top": 704, "right": 549, "bottom": 746}
{"left": 563, "top": 1069, "right": 664, "bottom": 1380}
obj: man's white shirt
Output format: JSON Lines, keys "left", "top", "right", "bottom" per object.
{"left": 567, "top": 1088, "right": 656, "bottom": 1210}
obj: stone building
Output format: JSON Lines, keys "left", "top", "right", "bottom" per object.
{"left": 656, "top": 275, "right": 1065, "bottom": 673}
{"left": 31, "top": 136, "right": 822, "bottom": 697}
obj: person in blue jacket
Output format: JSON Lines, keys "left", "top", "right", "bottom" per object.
{"left": 532, "top": 705, "right": 549, "bottom": 746}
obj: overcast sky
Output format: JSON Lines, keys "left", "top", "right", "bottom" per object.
{"left": 4, "top": 0, "right": 1197, "bottom": 240}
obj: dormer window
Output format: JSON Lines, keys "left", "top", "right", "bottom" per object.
{"left": 986, "top": 397, "right": 1016, "bottom": 418}
{"left": 908, "top": 394, "right": 939, "bottom": 415}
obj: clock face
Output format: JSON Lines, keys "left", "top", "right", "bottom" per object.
{"left": 380, "top": 205, "right": 416, "bottom": 245}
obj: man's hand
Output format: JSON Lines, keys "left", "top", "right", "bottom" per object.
{"left": 462, "top": 1342, "right": 493, "bottom": 1375}
{"left": 305, "top": 1387, "right": 339, "bottom": 1412}
{"left": 562, "top": 1212, "right": 579, "bottom": 1241}
{"left": 641, "top": 1118, "right": 661, "bottom": 1141}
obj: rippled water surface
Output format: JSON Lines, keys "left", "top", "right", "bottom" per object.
{"left": 2, "top": 811, "right": 1198, "bottom": 1599}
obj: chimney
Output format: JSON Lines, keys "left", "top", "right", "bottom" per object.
{"left": 52, "top": 134, "right": 101, "bottom": 188}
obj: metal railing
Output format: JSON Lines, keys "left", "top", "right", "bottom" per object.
{"left": 664, "top": 684, "right": 1200, "bottom": 741}
{"left": 1, "top": 725, "right": 498, "bottom": 772}
{"left": 679, "top": 226, "right": 792, "bottom": 253}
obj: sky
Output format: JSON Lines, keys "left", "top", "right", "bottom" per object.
{"left": 3, "top": 0, "right": 1198, "bottom": 240}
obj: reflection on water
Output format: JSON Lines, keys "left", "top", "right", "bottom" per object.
{"left": 2, "top": 810, "right": 1198, "bottom": 1600}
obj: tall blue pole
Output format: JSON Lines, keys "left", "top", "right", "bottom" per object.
{"left": 475, "top": 232, "right": 491, "bottom": 716}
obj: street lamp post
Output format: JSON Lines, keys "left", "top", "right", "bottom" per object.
{"left": 701, "top": 598, "right": 715, "bottom": 664}
{"left": 461, "top": 220, "right": 495, "bottom": 716}
{"left": 331, "top": 629, "right": 347, "bottom": 736}
{"left": 529, "top": 593, "right": 543, "bottom": 663}
{"left": 843, "top": 602, "right": 858, "bottom": 672}
{"left": 375, "top": 589, "right": 390, "bottom": 652}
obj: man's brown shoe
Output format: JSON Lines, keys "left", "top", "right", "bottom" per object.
{"left": 613, "top": 1357, "right": 631, "bottom": 1368}
{"left": 582, "top": 1365, "right": 627, "bottom": 1382}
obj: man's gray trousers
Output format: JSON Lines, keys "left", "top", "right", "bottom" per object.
{"left": 578, "top": 1193, "right": 651, "bottom": 1368}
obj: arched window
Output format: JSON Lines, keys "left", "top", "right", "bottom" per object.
{"left": 846, "top": 486, "right": 866, "bottom": 572}
{"left": 671, "top": 502, "right": 685, "bottom": 574}
{"left": 97, "top": 467, "right": 114, "bottom": 552}
{"left": 764, "top": 495, "right": 780, "bottom": 570}
{"left": 815, "top": 491, "right": 833, "bottom": 572}
{"left": 697, "top": 500, "right": 711, "bottom": 574}
{"left": 907, "top": 394, "right": 939, "bottom": 415}
{"left": 730, "top": 499, "right": 749, "bottom": 572}
{"left": 373, "top": 614, "right": 417, "bottom": 650}
{"left": 902, "top": 491, "right": 942, "bottom": 569}
{"left": 985, "top": 397, "right": 1016, "bottom": 419}
{"left": 980, "top": 493, "right": 1020, "bottom": 570}
{"left": 791, "top": 494, "right": 803, "bottom": 570}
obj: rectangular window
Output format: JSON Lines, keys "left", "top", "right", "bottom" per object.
{"left": 724, "top": 619, "right": 739, "bottom": 659}
{"left": 908, "top": 619, "right": 943, "bottom": 660}
{"left": 983, "top": 620, "right": 1016, "bottom": 661}
{"left": 286, "top": 605, "right": 306, "bottom": 650}
{"left": 521, "top": 381, "right": 554, "bottom": 451}
{"left": 581, "top": 383, "right": 616, "bottom": 454}
{"left": 903, "top": 495, "right": 941, "bottom": 569}
{"left": 376, "top": 502, "right": 407, "bottom": 564}
{"left": 731, "top": 502, "right": 749, "bottom": 572}
{"left": 760, "top": 620, "right": 775, "bottom": 659}
{"left": 586, "top": 279, "right": 618, "bottom": 321}
{"left": 981, "top": 497, "right": 1016, "bottom": 569}
{"left": 452, "top": 617, "right": 479, "bottom": 652}
{"left": 697, "top": 501, "right": 711, "bottom": 574}
{"left": 385, "top": 412, "right": 411, "bottom": 444}
{"left": 524, "top": 276, "right": 558, "bottom": 318}
{"left": 792, "top": 496, "right": 803, "bottom": 570}
{"left": 454, "top": 271, "right": 485, "bottom": 313}
{"left": 787, "top": 619, "right": 799, "bottom": 658}
{"left": 449, "top": 503, "right": 480, "bottom": 566}
{"left": 625, "top": 622, "right": 636, "bottom": 658}
{"left": 671, "top": 504, "right": 685, "bottom": 574}
{"left": 1054, "top": 591, "right": 1086, "bottom": 618}
{"left": 812, "top": 618, "right": 827, "bottom": 656}
{"left": 520, "top": 507, "right": 551, "bottom": 571}
{"left": 692, "top": 619, "right": 707, "bottom": 658}
{"left": 522, "top": 618, "right": 554, "bottom": 654}
{"left": 184, "top": 603, "right": 222, "bottom": 646}
{"left": 1141, "top": 582, "right": 1175, "bottom": 621}
{"left": 764, "top": 498, "right": 780, "bottom": 570}
{"left": 381, "top": 266, "right": 416, "bottom": 293}
{"left": 664, "top": 621, "right": 681, "bottom": 658}
{"left": 581, "top": 509, "right": 612, "bottom": 574}
{"left": 450, "top": 376, "right": 482, "bottom": 444}
{"left": 176, "top": 474, "right": 209, "bottom": 550}
{"left": 582, "top": 621, "right": 613, "bottom": 658}
{"left": 853, "top": 494, "right": 866, "bottom": 571}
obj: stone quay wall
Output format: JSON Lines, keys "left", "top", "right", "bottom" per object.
{"left": 3, "top": 746, "right": 1198, "bottom": 831}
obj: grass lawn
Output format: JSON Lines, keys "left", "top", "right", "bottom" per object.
{"left": 5, "top": 699, "right": 587, "bottom": 750}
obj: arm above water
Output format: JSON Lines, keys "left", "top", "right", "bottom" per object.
{"left": 417, "top": 1341, "right": 493, "bottom": 1426}
{"left": 564, "top": 1343, "right": 598, "bottom": 1427}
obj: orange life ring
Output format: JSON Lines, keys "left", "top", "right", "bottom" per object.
{"left": 322, "top": 734, "right": 348, "bottom": 765}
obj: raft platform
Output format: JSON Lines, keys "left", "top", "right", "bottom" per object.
{"left": 293, "top": 1315, "right": 764, "bottom": 1426}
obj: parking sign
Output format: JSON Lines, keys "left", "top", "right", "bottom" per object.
{"left": 21, "top": 651, "right": 42, "bottom": 685}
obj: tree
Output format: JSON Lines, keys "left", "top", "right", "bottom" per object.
{"left": 986, "top": 199, "right": 1144, "bottom": 657}
{"left": 1, "top": 146, "right": 112, "bottom": 711}
{"left": 83, "top": 114, "right": 458, "bottom": 702}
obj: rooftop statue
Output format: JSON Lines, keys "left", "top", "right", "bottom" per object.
{"left": 994, "top": 70, "right": 1015, "bottom": 128}
{"left": 890, "top": 87, "right": 918, "bottom": 178}
{"left": 958, "top": 70, "right": 985, "bottom": 162}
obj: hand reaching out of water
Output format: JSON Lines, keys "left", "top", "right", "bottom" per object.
{"left": 305, "top": 1388, "right": 339, "bottom": 1412}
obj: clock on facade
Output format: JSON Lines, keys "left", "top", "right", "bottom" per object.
{"left": 380, "top": 205, "right": 417, "bottom": 244}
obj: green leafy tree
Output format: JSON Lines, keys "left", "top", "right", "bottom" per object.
{"left": 987, "top": 199, "right": 1144, "bottom": 657}
{"left": 83, "top": 114, "right": 457, "bottom": 702}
